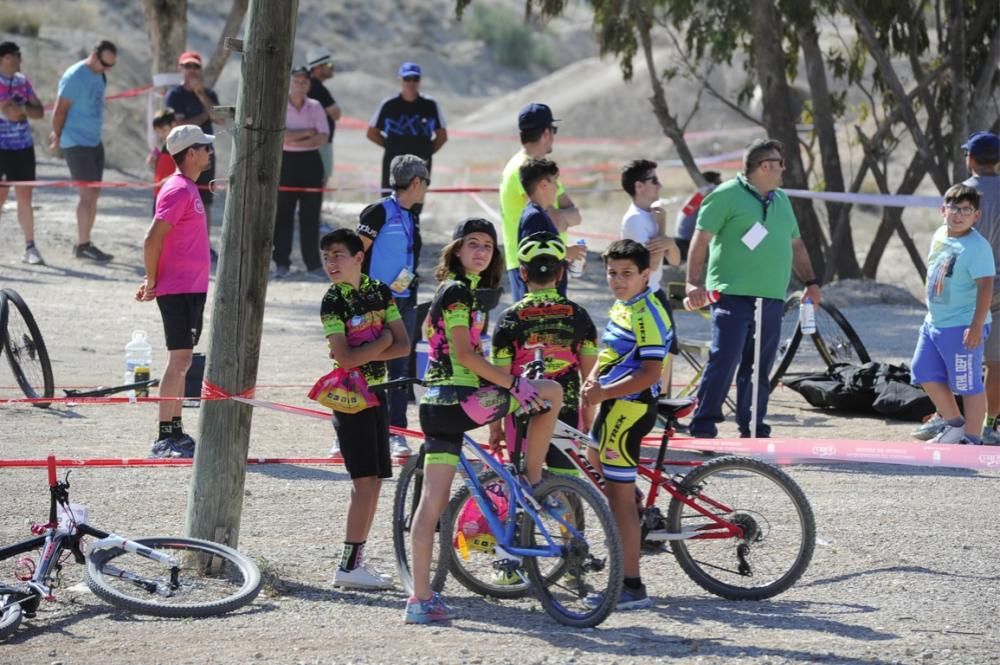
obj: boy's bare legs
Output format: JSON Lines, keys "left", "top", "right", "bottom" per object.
{"left": 160, "top": 349, "right": 192, "bottom": 423}
{"left": 961, "top": 392, "right": 986, "bottom": 439}
{"left": 606, "top": 481, "right": 641, "bottom": 578}
{"left": 76, "top": 186, "right": 100, "bottom": 244}
{"left": 346, "top": 476, "right": 381, "bottom": 542}
{"left": 921, "top": 381, "right": 986, "bottom": 438}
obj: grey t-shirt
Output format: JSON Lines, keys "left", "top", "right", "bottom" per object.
{"left": 966, "top": 174, "right": 1000, "bottom": 293}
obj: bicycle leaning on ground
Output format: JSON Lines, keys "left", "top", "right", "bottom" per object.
{"left": 0, "top": 288, "right": 54, "bottom": 408}
{"left": 380, "top": 378, "right": 625, "bottom": 628}
{"left": 0, "top": 456, "right": 262, "bottom": 640}
{"left": 435, "top": 350, "right": 817, "bottom": 603}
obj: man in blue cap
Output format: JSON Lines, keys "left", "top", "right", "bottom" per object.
{"left": 499, "top": 102, "right": 582, "bottom": 300}
{"left": 963, "top": 131, "right": 1000, "bottom": 444}
{"left": 367, "top": 62, "right": 447, "bottom": 195}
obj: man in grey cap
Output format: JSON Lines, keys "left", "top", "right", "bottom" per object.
{"left": 305, "top": 46, "right": 341, "bottom": 186}
{"left": 962, "top": 131, "right": 1000, "bottom": 444}
{"left": 341, "top": 154, "right": 428, "bottom": 458}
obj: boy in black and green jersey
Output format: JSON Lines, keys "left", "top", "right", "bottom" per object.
{"left": 490, "top": 232, "right": 599, "bottom": 471}
{"left": 582, "top": 239, "right": 672, "bottom": 610}
{"left": 320, "top": 228, "right": 410, "bottom": 590}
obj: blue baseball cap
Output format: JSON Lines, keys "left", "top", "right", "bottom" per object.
{"left": 518, "top": 103, "right": 559, "bottom": 131}
{"left": 962, "top": 131, "right": 1000, "bottom": 161}
{"left": 399, "top": 62, "right": 422, "bottom": 78}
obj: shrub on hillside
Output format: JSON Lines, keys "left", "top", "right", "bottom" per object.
{"left": 463, "top": 5, "right": 553, "bottom": 70}
{"left": 0, "top": 9, "right": 40, "bottom": 37}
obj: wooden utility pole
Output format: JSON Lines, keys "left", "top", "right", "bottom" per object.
{"left": 185, "top": 0, "right": 297, "bottom": 548}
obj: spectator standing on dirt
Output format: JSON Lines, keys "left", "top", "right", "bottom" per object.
{"left": 135, "top": 125, "right": 215, "bottom": 459}
{"left": 305, "top": 46, "right": 341, "bottom": 188}
{"left": 499, "top": 103, "right": 582, "bottom": 300}
{"left": 962, "top": 132, "right": 1000, "bottom": 445}
{"left": 165, "top": 51, "right": 222, "bottom": 260}
{"left": 514, "top": 157, "right": 570, "bottom": 297}
{"left": 351, "top": 154, "right": 430, "bottom": 459}
{"left": 910, "top": 184, "right": 995, "bottom": 445}
{"left": 620, "top": 159, "right": 681, "bottom": 392}
{"left": 148, "top": 108, "right": 177, "bottom": 201}
{"left": 675, "top": 171, "right": 723, "bottom": 261}
{"left": 49, "top": 40, "right": 117, "bottom": 262}
{"left": 367, "top": 62, "right": 447, "bottom": 200}
{"left": 685, "top": 138, "right": 821, "bottom": 439}
{"left": 272, "top": 66, "right": 328, "bottom": 279}
{"left": 0, "top": 41, "right": 46, "bottom": 265}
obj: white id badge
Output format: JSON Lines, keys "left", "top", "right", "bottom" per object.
{"left": 389, "top": 266, "right": 415, "bottom": 293}
{"left": 741, "top": 222, "right": 768, "bottom": 251}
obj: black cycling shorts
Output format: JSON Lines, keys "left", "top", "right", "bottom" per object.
{"left": 333, "top": 404, "right": 392, "bottom": 479}
{"left": 0, "top": 146, "right": 36, "bottom": 182}
{"left": 156, "top": 293, "right": 206, "bottom": 351}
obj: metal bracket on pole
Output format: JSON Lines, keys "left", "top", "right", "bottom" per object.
{"left": 750, "top": 297, "right": 763, "bottom": 439}
{"left": 212, "top": 106, "right": 237, "bottom": 120}
{"left": 224, "top": 38, "right": 245, "bottom": 53}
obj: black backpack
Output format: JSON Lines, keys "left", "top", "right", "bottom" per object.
{"left": 783, "top": 362, "right": 934, "bottom": 422}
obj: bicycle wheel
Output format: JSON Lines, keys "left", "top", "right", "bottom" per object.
{"left": 85, "top": 536, "right": 261, "bottom": 617}
{"left": 813, "top": 301, "right": 871, "bottom": 367}
{"left": 392, "top": 452, "right": 448, "bottom": 596}
{"left": 667, "top": 456, "right": 815, "bottom": 600}
{"left": 520, "top": 475, "right": 623, "bottom": 628}
{"left": 1, "top": 289, "right": 54, "bottom": 408}
{"left": 769, "top": 295, "right": 803, "bottom": 390}
{"left": 0, "top": 591, "right": 23, "bottom": 640}
{"left": 441, "top": 470, "right": 532, "bottom": 599}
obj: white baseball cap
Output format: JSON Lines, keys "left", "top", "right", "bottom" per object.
{"left": 166, "top": 124, "right": 215, "bottom": 156}
{"left": 306, "top": 46, "right": 333, "bottom": 69}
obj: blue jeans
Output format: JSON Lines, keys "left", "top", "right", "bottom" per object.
{"left": 689, "top": 294, "right": 783, "bottom": 438}
{"left": 387, "top": 295, "right": 418, "bottom": 429}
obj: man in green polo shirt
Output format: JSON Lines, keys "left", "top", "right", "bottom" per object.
{"left": 499, "top": 103, "right": 583, "bottom": 300}
{"left": 684, "top": 138, "right": 822, "bottom": 438}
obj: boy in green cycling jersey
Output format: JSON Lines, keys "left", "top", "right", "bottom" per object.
{"left": 582, "top": 239, "right": 672, "bottom": 610}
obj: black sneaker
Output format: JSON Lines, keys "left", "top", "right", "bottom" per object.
{"left": 149, "top": 437, "right": 179, "bottom": 459}
{"left": 73, "top": 243, "right": 114, "bottom": 262}
{"left": 173, "top": 434, "right": 196, "bottom": 458}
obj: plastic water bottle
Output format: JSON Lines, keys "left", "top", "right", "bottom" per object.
{"left": 800, "top": 297, "right": 816, "bottom": 335}
{"left": 568, "top": 239, "right": 587, "bottom": 277}
{"left": 683, "top": 290, "right": 721, "bottom": 311}
{"left": 124, "top": 330, "right": 153, "bottom": 398}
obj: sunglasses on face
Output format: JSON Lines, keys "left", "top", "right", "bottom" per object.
{"left": 759, "top": 157, "right": 785, "bottom": 168}
{"left": 641, "top": 175, "right": 660, "bottom": 185}
{"left": 549, "top": 125, "right": 559, "bottom": 135}
{"left": 182, "top": 63, "right": 202, "bottom": 70}
{"left": 403, "top": 76, "right": 420, "bottom": 82}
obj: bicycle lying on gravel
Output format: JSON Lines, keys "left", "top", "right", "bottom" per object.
{"left": 0, "top": 288, "right": 54, "bottom": 408}
{"left": 0, "top": 456, "right": 262, "bottom": 640}
{"left": 428, "top": 350, "right": 816, "bottom": 603}
{"left": 379, "top": 378, "right": 624, "bottom": 628}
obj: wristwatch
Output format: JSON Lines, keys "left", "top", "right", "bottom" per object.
{"left": 803, "top": 279, "right": 820, "bottom": 287}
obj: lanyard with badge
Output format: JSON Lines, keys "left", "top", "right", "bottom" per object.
{"left": 385, "top": 196, "right": 416, "bottom": 293}
{"left": 738, "top": 178, "right": 773, "bottom": 251}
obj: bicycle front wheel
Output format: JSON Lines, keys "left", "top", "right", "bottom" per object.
{"left": 520, "top": 475, "right": 623, "bottom": 628}
{"left": 441, "top": 470, "right": 532, "bottom": 599}
{"left": 769, "top": 295, "right": 803, "bottom": 390}
{"left": 392, "top": 452, "right": 448, "bottom": 596}
{"left": 1, "top": 289, "right": 54, "bottom": 408}
{"left": 85, "top": 536, "right": 262, "bottom": 617}
{"left": 667, "top": 456, "right": 815, "bottom": 600}
{"left": 813, "top": 301, "right": 870, "bottom": 367}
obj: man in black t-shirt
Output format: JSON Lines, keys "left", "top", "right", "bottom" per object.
{"left": 165, "top": 51, "right": 222, "bottom": 257}
{"left": 306, "top": 46, "right": 342, "bottom": 186}
{"left": 367, "top": 62, "right": 447, "bottom": 193}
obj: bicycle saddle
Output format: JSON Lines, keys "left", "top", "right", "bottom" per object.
{"left": 656, "top": 397, "right": 696, "bottom": 420}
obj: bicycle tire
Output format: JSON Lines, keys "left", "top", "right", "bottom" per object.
{"left": 0, "top": 290, "right": 7, "bottom": 364}
{"left": 812, "top": 301, "right": 871, "bottom": 367}
{"left": 441, "top": 470, "right": 533, "bottom": 599}
{"left": 1, "top": 289, "right": 54, "bottom": 408}
{"left": 85, "top": 536, "right": 261, "bottom": 617}
{"left": 769, "top": 295, "right": 803, "bottom": 390}
{"left": 667, "top": 456, "right": 815, "bottom": 600}
{"left": 392, "top": 453, "right": 448, "bottom": 596}
{"left": 0, "top": 591, "right": 23, "bottom": 640}
{"left": 520, "top": 475, "right": 624, "bottom": 628}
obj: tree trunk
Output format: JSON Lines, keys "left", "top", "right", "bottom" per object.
{"left": 750, "top": 0, "right": 826, "bottom": 277}
{"left": 202, "top": 0, "right": 250, "bottom": 89}
{"left": 633, "top": 1, "right": 706, "bottom": 188}
{"left": 185, "top": 0, "right": 298, "bottom": 549}
{"left": 798, "top": 20, "right": 861, "bottom": 279}
{"left": 861, "top": 149, "right": 928, "bottom": 281}
{"left": 949, "top": 0, "right": 969, "bottom": 183}
{"left": 141, "top": 0, "right": 188, "bottom": 75}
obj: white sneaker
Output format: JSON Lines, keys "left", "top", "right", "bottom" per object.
{"left": 930, "top": 425, "right": 967, "bottom": 444}
{"left": 22, "top": 245, "right": 44, "bottom": 265}
{"left": 333, "top": 565, "right": 393, "bottom": 590}
{"left": 391, "top": 434, "right": 411, "bottom": 457}
{"left": 329, "top": 440, "right": 342, "bottom": 459}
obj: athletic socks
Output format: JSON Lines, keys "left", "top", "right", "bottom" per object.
{"left": 172, "top": 417, "right": 184, "bottom": 437}
{"left": 985, "top": 415, "right": 998, "bottom": 431}
{"left": 624, "top": 576, "right": 643, "bottom": 591}
{"left": 25, "top": 241, "right": 35, "bottom": 250}
{"left": 340, "top": 541, "right": 364, "bottom": 571}
{"left": 158, "top": 421, "right": 174, "bottom": 439}
{"left": 946, "top": 417, "right": 966, "bottom": 428}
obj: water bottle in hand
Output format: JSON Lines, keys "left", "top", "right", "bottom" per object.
{"left": 800, "top": 297, "right": 816, "bottom": 335}
{"left": 568, "top": 239, "right": 587, "bottom": 277}
{"left": 683, "top": 290, "right": 721, "bottom": 311}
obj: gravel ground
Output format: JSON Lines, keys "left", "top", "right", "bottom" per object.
{"left": 1, "top": 163, "right": 999, "bottom": 665}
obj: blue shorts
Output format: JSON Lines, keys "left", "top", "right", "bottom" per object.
{"left": 911, "top": 321, "right": 989, "bottom": 395}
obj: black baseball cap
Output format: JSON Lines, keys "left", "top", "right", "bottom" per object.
{"left": 518, "top": 103, "right": 559, "bottom": 131}
{"left": 0, "top": 42, "right": 20, "bottom": 58}
{"left": 452, "top": 218, "right": 497, "bottom": 243}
